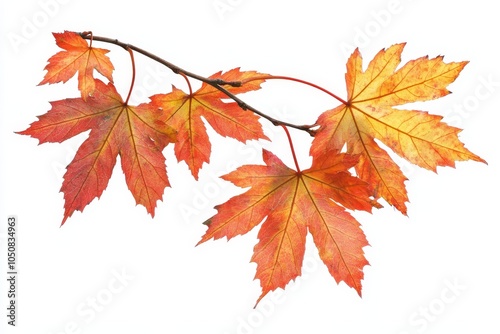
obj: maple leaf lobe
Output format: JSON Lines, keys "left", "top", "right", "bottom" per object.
{"left": 38, "top": 31, "right": 114, "bottom": 99}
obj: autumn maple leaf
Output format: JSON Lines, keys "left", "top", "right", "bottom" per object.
{"left": 149, "top": 68, "right": 269, "bottom": 179}
{"left": 39, "top": 31, "right": 114, "bottom": 100}
{"left": 310, "top": 43, "right": 486, "bottom": 214}
{"left": 18, "top": 79, "right": 176, "bottom": 224}
{"left": 198, "top": 148, "right": 377, "bottom": 305}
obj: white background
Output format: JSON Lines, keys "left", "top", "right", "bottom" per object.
{"left": 1, "top": 0, "right": 499, "bottom": 333}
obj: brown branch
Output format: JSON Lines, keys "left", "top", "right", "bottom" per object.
{"left": 79, "top": 31, "right": 316, "bottom": 136}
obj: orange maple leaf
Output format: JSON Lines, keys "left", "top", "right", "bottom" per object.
{"left": 198, "top": 149, "right": 377, "bottom": 305}
{"left": 39, "top": 31, "right": 114, "bottom": 100}
{"left": 310, "top": 43, "right": 486, "bottom": 214}
{"left": 149, "top": 68, "right": 269, "bottom": 179}
{"left": 19, "top": 80, "right": 176, "bottom": 224}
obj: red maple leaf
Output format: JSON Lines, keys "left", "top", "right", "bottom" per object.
{"left": 198, "top": 148, "right": 377, "bottom": 305}
{"left": 149, "top": 68, "right": 269, "bottom": 179}
{"left": 19, "top": 80, "right": 176, "bottom": 224}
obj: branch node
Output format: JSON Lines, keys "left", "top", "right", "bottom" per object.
{"left": 238, "top": 102, "right": 248, "bottom": 110}
{"left": 213, "top": 79, "right": 242, "bottom": 87}
{"left": 80, "top": 31, "right": 92, "bottom": 38}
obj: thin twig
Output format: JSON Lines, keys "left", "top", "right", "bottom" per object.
{"left": 79, "top": 31, "right": 317, "bottom": 136}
